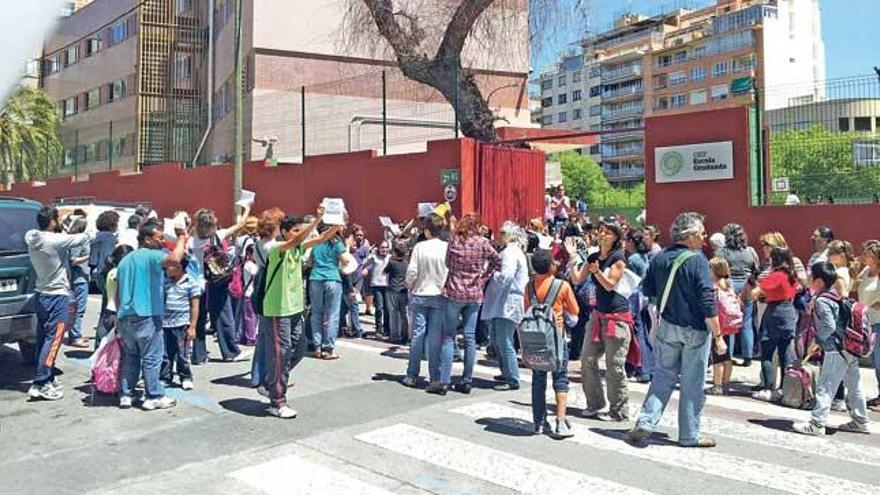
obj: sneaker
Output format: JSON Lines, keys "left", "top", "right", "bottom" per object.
{"left": 604, "top": 411, "right": 629, "bottom": 423}
{"left": 792, "top": 421, "right": 825, "bottom": 436}
{"left": 68, "top": 338, "right": 90, "bottom": 349}
{"left": 626, "top": 427, "right": 651, "bottom": 446}
{"left": 119, "top": 395, "right": 133, "bottom": 409}
{"left": 831, "top": 399, "right": 847, "bottom": 412}
{"left": 141, "top": 396, "right": 177, "bottom": 411}
{"left": 26, "top": 385, "right": 41, "bottom": 399}
{"left": 836, "top": 421, "right": 870, "bottom": 434}
{"left": 680, "top": 436, "right": 717, "bottom": 448}
{"left": 549, "top": 418, "right": 575, "bottom": 439}
{"left": 534, "top": 420, "right": 552, "bottom": 435}
{"left": 452, "top": 382, "right": 472, "bottom": 394}
{"left": 401, "top": 376, "right": 417, "bottom": 388}
{"left": 740, "top": 358, "right": 753, "bottom": 367}
{"left": 51, "top": 377, "right": 64, "bottom": 390}
{"left": 181, "top": 379, "right": 194, "bottom": 391}
{"left": 581, "top": 408, "right": 604, "bottom": 419}
{"left": 268, "top": 405, "right": 298, "bottom": 419}
{"left": 35, "top": 382, "right": 63, "bottom": 401}
{"left": 706, "top": 385, "right": 725, "bottom": 396}
{"left": 426, "top": 383, "right": 448, "bottom": 396}
{"left": 227, "top": 349, "right": 253, "bottom": 363}
{"left": 751, "top": 389, "right": 774, "bottom": 402}
{"left": 493, "top": 374, "right": 505, "bottom": 382}
{"left": 257, "top": 385, "right": 270, "bottom": 398}
{"left": 492, "top": 383, "right": 520, "bottom": 392}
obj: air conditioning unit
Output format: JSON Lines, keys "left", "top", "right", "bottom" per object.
{"left": 673, "top": 38, "right": 684, "bottom": 46}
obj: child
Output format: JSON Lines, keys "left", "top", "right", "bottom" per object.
{"left": 527, "top": 249, "right": 580, "bottom": 439}
{"left": 708, "top": 257, "right": 741, "bottom": 395}
{"left": 794, "top": 262, "right": 871, "bottom": 436}
{"left": 384, "top": 241, "right": 410, "bottom": 345}
{"left": 161, "top": 257, "right": 201, "bottom": 391}
{"left": 96, "top": 245, "right": 134, "bottom": 347}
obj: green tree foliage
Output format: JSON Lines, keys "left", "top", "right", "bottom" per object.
{"left": 558, "top": 151, "right": 644, "bottom": 208}
{"left": 0, "top": 87, "right": 62, "bottom": 186}
{"left": 771, "top": 125, "right": 880, "bottom": 203}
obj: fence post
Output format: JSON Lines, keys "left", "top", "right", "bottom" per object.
{"left": 453, "top": 56, "right": 460, "bottom": 139}
{"left": 301, "top": 86, "right": 306, "bottom": 160}
{"left": 382, "top": 70, "right": 387, "bottom": 155}
{"left": 108, "top": 121, "right": 113, "bottom": 171}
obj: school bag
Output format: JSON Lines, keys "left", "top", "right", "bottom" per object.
{"left": 819, "top": 293, "right": 874, "bottom": 358}
{"left": 90, "top": 331, "right": 122, "bottom": 394}
{"left": 229, "top": 239, "right": 255, "bottom": 299}
{"left": 518, "top": 278, "right": 566, "bottom": 372}
{"left": 204, "top": 234, "right": 234, "bottom": 286}
{"left": 716, "top": 285, "right": 743, "bottom": 336}
{"left": 780, "top": 361, "right": 818, "bottom": 409}
{"left": 251, "top": 246, "right": 283, "bottom": 316}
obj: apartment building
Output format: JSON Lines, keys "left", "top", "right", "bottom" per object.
{"left": 40, "top": 0, "right": 532, "bottom": 178}
{"left": 535, "top": 0, "right": 825, "bottom": 185}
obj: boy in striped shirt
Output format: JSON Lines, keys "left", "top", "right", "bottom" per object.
{"left": 161, "top": 257, "right": 201, "bottom": 390}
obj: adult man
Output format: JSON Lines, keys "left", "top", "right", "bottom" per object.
{"left": 116, "top": 219, "right": 187, "bottom": 410}
{"left": 259, "top": 209, "right": 339, "bottom": 419}
{"left": 118, "top": 214, "right": 142, "bottom": 249}
{"left": 25, "top": 207, "right": 93, "bottom": 400}
{"left": 627, "top": 212, "right": 725, "bottom": 448}
{"left": 808, "top": 226, "right": 834, "bottom": 269}
{"left": 403, "top": 213, "right": 448, "bottom": 389}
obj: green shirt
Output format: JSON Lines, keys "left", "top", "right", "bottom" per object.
{"left": 263, "top": 243, "right": 306, "bottom": 317}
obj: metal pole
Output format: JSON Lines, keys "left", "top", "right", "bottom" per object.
{"left": 74, "top": 129, "right": 79, "bottom": 180}
{"left": 453, "top": 57, "right": 460, "bottom": 139}
{"left": 382, "top": 70, "right": 387, "bottom": 155}
{"left": 233, "top": 0, "right": 244, "bottom": 215}
{"left": 108, "top": 121, "right": 114, "bottom": 171}
{"left": 301, "top": 86, "right": 306, "bottom": 160}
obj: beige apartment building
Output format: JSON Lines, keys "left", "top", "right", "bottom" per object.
{"left": 537, "top": 0, "right": 825, "bottom": 185}
{"left": 40, "top": 0, "right": 532, "bottom": 178}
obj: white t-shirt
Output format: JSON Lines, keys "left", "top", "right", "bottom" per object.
{"left": 857, "top": 268, "right": 880, "bottom": 326}
{"left": 368, "top": 254, "right": 391, "bottom": 287}
{"left": 188, "top": 228, "right": 231, "bottom": 289}
{"left": 118, "top": 228, "right": 139, "bottom": 249}
{"left": 835, "top": 266, "right": 852, "bottom": 296}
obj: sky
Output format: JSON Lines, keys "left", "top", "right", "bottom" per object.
{"left": 531, "top": 0, "right": 879, "bottom": 80}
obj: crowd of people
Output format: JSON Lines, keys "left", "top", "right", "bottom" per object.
{"left": 22, "top": 196, "right": 879, "bottom": 444}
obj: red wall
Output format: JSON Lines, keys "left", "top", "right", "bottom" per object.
{"left": 3, "top": 138, "right": 544, "bottom": 242}
{"left": 646, "top": 107, "right": 880, "bottom": 261}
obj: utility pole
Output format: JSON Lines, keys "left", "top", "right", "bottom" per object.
{"left": 233, "top": 0, "right": 244, "bottom": 218}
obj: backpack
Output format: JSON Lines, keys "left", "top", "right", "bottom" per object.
{"left": 780, "top": 362, "right": 818, "bottom": 409}
{"left": 251, "top": 246, "right": 283, "bottom": 316}
{"left": 716, "top": 285, "right": 743, "bottom": 336}
{"left": 518, "top": 278, "right": 566, "bottom": 372}
{"left": 228, "top": 239, "right": 255, "bottom": 299}
{"left": 204, "top": 234, "right": 234, "bottom": 286}
{"left": 819, "top": 293, "right": 874, "bottom": 358}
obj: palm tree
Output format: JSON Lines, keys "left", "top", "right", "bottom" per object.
{"left": 0, "top": 86, "right": 63, "bottom": 187}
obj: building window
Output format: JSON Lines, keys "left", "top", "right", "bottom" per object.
{"left": 558, "top": 75, "right": 567, "bottom": 87}
{"left": 572, "top": 71, "right": 582, "bottom": 83}
{"left": 542, "top": 115, "right": 553, "bottom": 125}
{"left": 589, "top": 85, "right": 602, "bottom": 97}
{"left": 692, "top": 66, "right": 706, "bottom": 82}
{"left": 838, "top": 118, "right": 850, "bottom": 132}
{"left": 86, "top": 38, "right": 102, "bottom": 57}
{"left": 63, "top": 97, "right": 77, "bottom": 118}
{"left": 691, "top": 45, "right": 707, "bottom": 59}
{"left": 558, "top": 94, "right": 567, "bottom": 105}
{"left": 854, "top": 117, "right": 872, "bottom": 132}
{"left": 653, "top": 74, "right": 667, "bottom": 89}
{"left": 63, "top": 148, "right": 76, "bottom": 168}
{"left": 64, "top": 45, "right": 78, "bottom": 67}
{"left": 572, "top": 90, "right": 582, "bottom": 101}
{"left": 177, "top": 0, "right": 192, "bottom": 14}
{"left": 573, "top": 108, "right": 582, "bottom": 120}
{"left": 673, "top": 51, "right": 687, "bottom": 63}
{"left": 711, "top": 84, "right": 729, "bottom": 101}
{"left": 108, "top": 79, "right": 126, "bottom": 102}
{"left": 733, "top": 55, "right": 755, "bottom": 73}
{"left": 541, "top": 79, "right": 553, "bottom": 91}
{"left": 690, "top": 89, "right": 707, "bottom": 105}
{"left": 45, "top": 55, "right": 61, "bottom": 76}
{"left": 61, "top": 1, "right": 76, "bottom": 16}
{"left": 670, "top": 94, "right": 686, "bottom": 108}
{"left": 541, "top": 97, "right": 553, "bottom": 108}
{"left": 854, "top": 141, "right": 880, "bottom": 165}
{"left": 174, "top": 53, "right": 193, "bottom": 80}
{"left": 589, "top": 105, "right": 601, "bottom": 116}
{"left": 669, "top": 71, "right": 686, "bottom": 87}
{"left": 557, "top": 112, "right": 567, "bottom": 123}
{"left": 713, "top": 61, "right": 729, "bottom": 78}
{"left": 656, "top": 54, "right": 672, "bottom": 68}
{"left": 85, "top": 88, "right": 100, "bottom": 110}
{"left": 654, "top": 96, "right": 669, "bottom": 110}
{"left": 109, "top": 21, "right": 128, "bottom": 45}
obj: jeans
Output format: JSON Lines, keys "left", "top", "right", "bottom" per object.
{"left": 759, "top": 334, "right": 793, "bottom": 391}
{"left": 872, "top": 324, "right": 880, "bottom": 396}
{"left": 119, "top": 315, "right": 165, "bottom": 399}
{"left": 372, "top": 287, "right": 392, "bottom": 336}
{"left": 407, "top": 295, "right": 442, "bottom": 380}
{"left": 635, "top": 320, "right": 711, "bottom": 446}
{"left": 262, "top": 313, "right": 304, "bottom": 409}
{"left": 811, "top": 351, "right": 870, "bottom": 427}
{"left": 532, "top": 346, "right": 570, "bottom": 426}
{"left": 489, "top": 318, "right": 519, "bottom": 386}
{"left": 33, "top": 294, "right": 71, "bottom": 385}
{"left": 161, "top": 326, "right": 193, "bottom": 382}
{"left": 341, "top": 291, "right": 363, "bottom": 336}
{"left": 309, "top": 280, "right": 343, "bottom": 351}
{"left": 69, "top": 280, "right": 89, "bottom": 341}
{"left": 192, "top": 293, "right": 209, "bottom": 364}
{"left": 207, "top": 284, "right": 241, "bottom": 360}
{"left": 638, "top": 304, "right": 654, "bottom": 380}
{"left": 436, "top": 299, "right": 480, "bottom": 385}
{"left": 730, "top": 281, "right": 755, "bottom": 359}
{"left": 581, "top": 314, "right": 631, "bottom": 417}
{"left": 388, "top": 290, "right": 409, "bottom": 343}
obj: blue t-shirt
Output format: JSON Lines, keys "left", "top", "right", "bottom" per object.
{"left": 309, "top": 238, "right": 345, "bottom": 282}
{"left": 163, "top": 274, "right": 201, "bottom": 328}
{"left": 117, "top": 248, "right": 167, "bottom": 318}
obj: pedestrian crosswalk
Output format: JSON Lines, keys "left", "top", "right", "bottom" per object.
{"left": 222, "top": 388, "right": 879, "bottom": 495}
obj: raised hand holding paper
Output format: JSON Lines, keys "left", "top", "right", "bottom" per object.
{"left": 322, "top": 198, "right": 346, "bottom": 225}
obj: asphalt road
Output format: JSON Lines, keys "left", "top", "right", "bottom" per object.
{"left": 1, "top": 296, "right": 879, "bottom": 494}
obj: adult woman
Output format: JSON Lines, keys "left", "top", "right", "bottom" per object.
{"left": 717, "top": 223, "right": 760, "bottom": 366}
{"left": 308, "top": 223, "right": 350, "bottom": 360}
{"left": 190, "top": 205, "right": 251, "bottom": 364}
{"left": 434, "top": 214, "right": 500, "bottom": 395}
{"left": 827, "top": 240, "right": 856, "bottom": 297}
{"left": 571, "top": 221, "right": 632, "bottom": 421}
{"left": 66, "top": 217, "right": 91, "bottom": 348}
{"left": 856, "top": 241, "right": 880, "bottom": 412}
{"left": 481, "top": 221, "right": 529, "bottom": 391}
{"left": 751, "top": 247, "right": 799, "bottom": 401}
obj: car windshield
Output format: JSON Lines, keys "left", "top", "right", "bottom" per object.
{"left": 0, "top": 206, "right": 38, "bottom": 254}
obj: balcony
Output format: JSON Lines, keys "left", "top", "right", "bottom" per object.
{"left": 601, "top": 105, "right": 644, "bottom": 121}
{"left": 601, "top": 130, "right": 644, "bottom": 143}
{"left": 602, "top": 85, "right": 644, "bottom": 101}
{"left": 594, "top": 30, "right": 661, "bottom": 51}
{"left": 603, "top": 164, "right": 645, "bottom": 180}
{"left": 602, "top": 144, "right": 644, "bottom": 159}
{"left": 600, "top": 64, "right": 642, "bottom": 83}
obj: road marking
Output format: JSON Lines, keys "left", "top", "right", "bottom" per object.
{"left": 356, "top": 423, "right": 653, "bottom": 495}
{"left": 231, "top": 455, "right": 394, "bottom": 495}
{"left": 450, "top": 402, "right": 877, "bottom": 495}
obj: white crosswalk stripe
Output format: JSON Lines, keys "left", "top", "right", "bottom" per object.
{"left": 355, "top": 423, "right": 655, "bottom": 495}
{"left": 450, "top": 402, "right": 877, "bottom": 495}
{"left": 230, "top": 455, "right": 395, "bottom": 495}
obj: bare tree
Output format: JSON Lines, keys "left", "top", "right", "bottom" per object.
{"left": 343, "top": 0, "right": 588, "bottom": 142}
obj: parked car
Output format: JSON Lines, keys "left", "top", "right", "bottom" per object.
{"left": 0, "top": 197, "right": 41, "bottom": 363}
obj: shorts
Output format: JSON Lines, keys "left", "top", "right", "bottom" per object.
{"left": 711, "top": 336, "right": 731, "bottom": 364}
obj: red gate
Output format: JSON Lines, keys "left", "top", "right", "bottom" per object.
{"left": 476, "top": 144, "right": 545, "bottom": 233}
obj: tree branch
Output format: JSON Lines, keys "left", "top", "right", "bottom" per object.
{"left": 435, "top": 0, "right": 495, "bottom": 61}
{"left": 361, "top": 0, "right": 423, "bottom": 60}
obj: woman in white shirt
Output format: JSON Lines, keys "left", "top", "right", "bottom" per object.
{"left": 827, "top": 240, "right": 856, "bottom": 296}
{"left": 856, "top": 240, "right": 880, "bottom": 411}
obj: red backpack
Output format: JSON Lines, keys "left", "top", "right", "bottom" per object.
{"left": 819, "top": 293, "right": 875, "bottom": 358}
{"left": 716, "top": 285, "right": 743, "bottom": 336}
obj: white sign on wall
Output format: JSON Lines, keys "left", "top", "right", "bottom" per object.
{"left": 655, "top": 141, "right": 734, "bottom": 183}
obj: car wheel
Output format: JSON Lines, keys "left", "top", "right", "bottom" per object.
{"left": 18, "top": 341, "right": 36, "bottom": 365}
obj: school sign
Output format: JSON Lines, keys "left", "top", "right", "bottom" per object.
{"left": 654, "top": 141, "right": 734, "bottom": 183}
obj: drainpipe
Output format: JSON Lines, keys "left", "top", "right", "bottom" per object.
{"left": 348, "top": 116, "right": 456, "bottom": 152}
{"left": 191, "top": 0, "right": 214, "bottom": 167}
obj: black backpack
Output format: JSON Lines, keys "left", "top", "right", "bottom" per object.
{"left": 251, "top": 246, "right": 283, "bottom": 316}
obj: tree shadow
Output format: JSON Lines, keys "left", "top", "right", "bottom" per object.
{"left": 219, "top": 397, "right": 269, "bottom": 417}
